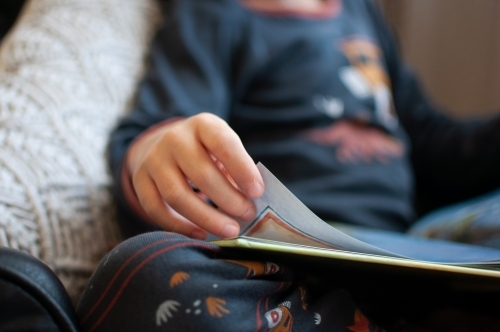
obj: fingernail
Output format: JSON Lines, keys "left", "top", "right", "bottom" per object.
{"left": 191, "top": 230, "right": 207, "bottom": 240}
{"left": 221, "top": 224, "right": 239, "bottom": 238}
{"left": 241, "top": 205, "right": 256, "bottom": 221}
{"left": 246, "top": 181, "right": 263, "bottom": 198}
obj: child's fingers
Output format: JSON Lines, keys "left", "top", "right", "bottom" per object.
{"left": 128, "top": 113, "right": 262, "bottom": 238}
{"left": 194, "top": 113, "right": 265, "bottom": 199}
{"left": 132, "top": 172, "right": 208, "bottom": 239}
{"left": 173, "top": 140, "right": 257, "bottom": 222}
{"left": 154, "top": 166, "right": 242, "bottom": 238}
{"left": 162, "top": 204, "right": 208, "bottom": 240}
{"left": 156, "top": 116, "right": 258, "bottom": 222}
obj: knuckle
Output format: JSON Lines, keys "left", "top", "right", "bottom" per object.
{"left": 141, "top": 155, "right": 167, "bottom": 178}
{"left": 141, "top": 151, "right": 159, "bottom": 168}
{"left": 159, "top": 217, "right": 177, "bottom": 233}
{"left": 213, "top": 129, "right": 234, "bottom": 144}
{"left": 226, "top": 197, "right": 249, "bottom": 217}
{"left": 140, "top": 197, "right": 162, "bottom": 219}
{"left": 160, "top": 128, "right": 177, "bottom": 142}
{"left": 169, "top": 222, "right": 181, "bottom": 234}
{"left": 201, "top": 112, "right": 219, "bottom": 122}
{"left": 236, "top": 204, "right": 251, "bottom": 218}
{"left": 211, "top": 131, "right": 237, "bottom": 156}
{"left": 192, "top": 112, "right": 218, "bottom": 127}
{"left": 155, "top": 209, "right": 182, "bottom": 233}
{"left": 190, "top": 167, "right": 210, "bottom": 186}
{"left": 161, "top": 130, "right": 185, "bottom": 151}
{"left": 161, "top": 183, "right": 185, "bottom": 205}
{"left": 193, "top": 113, "right": 231, "bottom": 135}
{"left": 201, "top": 214, "right": 222, "bottom": 233}
{"left": 131, "top": 170, "right": 152, "bottom": 194}
{"left": 144, "top": 202, "right": 181, "bottom": 233}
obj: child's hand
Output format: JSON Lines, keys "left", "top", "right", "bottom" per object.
{"left": 126, "top": 113, "right": 265, "bottom": 240}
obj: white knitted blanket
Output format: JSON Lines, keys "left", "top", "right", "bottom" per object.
{"left": 0, "top": 0, "right": 159, "bottom": 301}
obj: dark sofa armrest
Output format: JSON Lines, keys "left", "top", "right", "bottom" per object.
{"left": 0, "top": 247, "right": 79, "bottom": 332}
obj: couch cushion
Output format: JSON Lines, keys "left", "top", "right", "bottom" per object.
{"left": 0, "top": 0, "right": 159, "bottom": 302}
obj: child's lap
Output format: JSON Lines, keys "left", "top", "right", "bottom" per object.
{"left": 76, "top": 232, "right": 386, "bottom": 331}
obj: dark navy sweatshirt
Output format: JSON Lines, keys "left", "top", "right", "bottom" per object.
{"left": 109, "top": 0, "right": 500, "bottom": 237}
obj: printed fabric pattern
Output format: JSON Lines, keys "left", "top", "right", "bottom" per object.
{"left": 77, "top": 232, "right": 389, "bottom": 332}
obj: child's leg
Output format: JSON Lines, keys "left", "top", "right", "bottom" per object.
{"left": 409, "top": 188, "right": 500, "bottom": 249}
{"left": 76, "top": 232, "right": 382, "bottom": 331}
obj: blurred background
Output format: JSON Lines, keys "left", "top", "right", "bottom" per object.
{"left": 1, "top": 0, "right": 499, "bottom": 118}
{"left": 379, "top": 0, "right": 500, "bottom": 118}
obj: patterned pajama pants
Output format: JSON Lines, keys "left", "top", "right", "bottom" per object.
{"left": 76, "top": 232, "right": 389, "bottom": 332}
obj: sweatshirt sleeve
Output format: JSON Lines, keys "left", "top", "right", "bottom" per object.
{"left": 367, "top": 0, "right": 500, "bottom": 216}
{"left": 108, "top": 0, "right": 244, "bottom": 237}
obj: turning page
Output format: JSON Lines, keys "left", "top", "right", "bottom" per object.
{"left": 231, "top": 163, "right": 500, "bottom": 266}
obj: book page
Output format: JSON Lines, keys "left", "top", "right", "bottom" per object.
{"left": 237, "top": 163, "right": 402, "bottom": 258}
{"left": 213, "top": 237, "right": 500, "bottom": 276}
{"left": 334, "top": 223, "right": 500, "bottom": 265}
{"left": 234, "top": 163, "right": 500, "bottom": 265}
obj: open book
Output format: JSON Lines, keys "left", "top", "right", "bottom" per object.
{"left": 212, "top": 163, "right": 500, "bottom": 281}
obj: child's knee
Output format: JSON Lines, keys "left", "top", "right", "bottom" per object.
{"left": 76, "top": 231, "right": 219, "bottom": 331}
{"left": 81, "top": 231, "right": 218, "bottom": 291}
